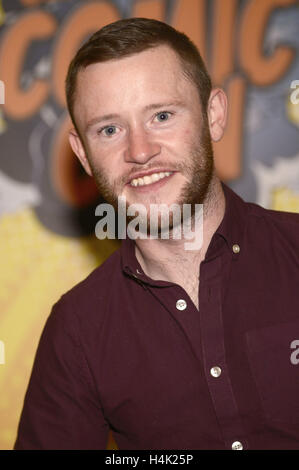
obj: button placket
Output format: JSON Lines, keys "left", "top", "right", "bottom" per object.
{"left": 199, "top": 255, "right": 248, "bottom": 449}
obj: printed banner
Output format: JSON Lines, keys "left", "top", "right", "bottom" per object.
{"left": 0, "top": 0, "right": 298, "bottom": 450}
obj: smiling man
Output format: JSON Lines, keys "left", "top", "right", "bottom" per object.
{"left": 14, "top": 18, "right": 299, "bottom": 450}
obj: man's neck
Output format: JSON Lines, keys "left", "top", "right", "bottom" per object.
{"left": 134, "top": 176, "right": 226, "bottom": 290}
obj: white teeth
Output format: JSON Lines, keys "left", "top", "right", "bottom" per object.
{"left": 151, "top": 173, "right": 160, "bottom": 182}
{"left": 130, "top": 171, "right": 172, "bottom": 187}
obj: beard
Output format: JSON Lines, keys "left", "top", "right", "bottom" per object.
{"left": 88, "top": 113, "right": 214, "bottom": 235}
{"left": 175, "top": 114, "right": 214, "bottom": 210}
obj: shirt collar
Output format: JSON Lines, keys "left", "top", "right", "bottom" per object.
{"left": 204, "top": 182, "right": 249, "bottom": 259}
{"left": 121, "top": 182, "right": 249, "bottom": 277}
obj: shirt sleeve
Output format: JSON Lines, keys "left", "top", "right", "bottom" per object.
{"left": 13, "top": 296, "right": 110, "bottom": 449}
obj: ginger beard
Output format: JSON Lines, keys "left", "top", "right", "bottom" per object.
{"left": 87, "top": 113, "right": 214, "bottom": 235}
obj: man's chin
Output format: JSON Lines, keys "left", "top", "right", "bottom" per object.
{"left": 125, "top": 198, "right": 197, "bottom": 239}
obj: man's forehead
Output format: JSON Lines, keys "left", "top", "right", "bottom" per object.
{"left": 73, "top": 44, "right": 201, "bottom": 126}
{"left": 77, "top": 44, "right": 185, "bottom": 83}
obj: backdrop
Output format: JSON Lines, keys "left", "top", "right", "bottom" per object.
{"left": 0, "top": 0, "right": 298, "bottom": 450}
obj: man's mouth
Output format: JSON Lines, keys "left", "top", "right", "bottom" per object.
{"left": 129, "top": 171, "right": 173, "bottom": 187}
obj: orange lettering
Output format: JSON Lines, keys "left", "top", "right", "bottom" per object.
{"left": 172, "top": 0, "right": 206, "bottom": 63}
{"left": 133, "top": 0, "right": 165, "bottom": 19}
{"left": 52, "top": 2, "right": 119, "bottom": 109}
{"left": 0, "top": 11, "right": 56, "bottom": 119}
{"left": 210, "top": 0, "right": 238, "bottom": 85}
{"left": 240, "top": 0, "right": 296, "bottom": 85}
{"left": 50, "top": 113, "right": 99, "bottom": 207}
{"left": 214, "top": 76, "right": 246, "bottom": 180}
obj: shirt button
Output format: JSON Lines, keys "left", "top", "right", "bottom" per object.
{"left": 232, "top": 244, "right": 240, "bottom": 254}
{"left": 210, "top": 366, "right": 222, "bottom": 377}
{"left": 176, "top": 299, "right": 187, "bottom": 311}
{"left": 232, "top": 441, "right": 243, "bottom": 450}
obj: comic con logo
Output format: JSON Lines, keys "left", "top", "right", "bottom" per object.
{"left": 0, "top": 0, "right": 298, "bottom": 235}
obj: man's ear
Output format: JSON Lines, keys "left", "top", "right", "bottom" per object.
{"left": 69, "top": 128, "right": 93, "bottom": 177}
{"left": 207, "top": 88, "right": 228, "bottom": 142}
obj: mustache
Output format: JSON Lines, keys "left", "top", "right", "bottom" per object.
{"left": 117, "top": 158, "right": 203, "bottom": 187}
{"left": 120, "top": 163, "right": 182, "bottom": 185}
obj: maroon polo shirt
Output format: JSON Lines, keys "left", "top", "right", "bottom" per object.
{"left": 14, "top": 184, "right": 299, "bottom": 450}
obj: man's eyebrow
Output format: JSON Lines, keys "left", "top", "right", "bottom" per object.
{"left": 85, "top": 101, "right": 185, "bottom": 132}
{"left": 85, "top": 113, "right": 120, "bottom": 132}
{"left": 143, "top": 100, "right": 185, "bottom": 111}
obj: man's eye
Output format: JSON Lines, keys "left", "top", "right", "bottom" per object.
{"left": 99, "top": 126, "right": 117, "bottom": 136}
{"left": 155, "top": 111, "right": 172, "bottom": 122}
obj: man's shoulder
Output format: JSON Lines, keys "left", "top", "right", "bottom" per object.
{"left": 224, "top": 184, "right": 299, "bottom": 241}
{"left": 54, "top": 244, "right": 123, "bottom": 318}
{"left": 245, "top": 199, "right": 299, "bottom": 243}
{"left": 247, "top": 199, "right": 299, "bottom": 227}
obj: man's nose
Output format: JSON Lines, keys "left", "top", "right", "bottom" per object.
{"left": 124, "top": 127, "right": 161, "bottom": 164}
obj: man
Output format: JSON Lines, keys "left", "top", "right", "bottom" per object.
{"left": 14, "top": 18, "right": 299, "bottom": 450}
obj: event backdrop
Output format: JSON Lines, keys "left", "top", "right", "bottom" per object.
{"left": 0, "top": 0, "right": 298, "bottom": 450}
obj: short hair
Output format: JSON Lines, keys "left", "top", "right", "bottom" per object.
{"left": 65, "top": 17, "right": 212, "bottom": 130}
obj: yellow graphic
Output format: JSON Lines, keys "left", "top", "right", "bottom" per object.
{"left": 0, "top": 1, "right": 5, "bottom": 26}
{"left": 0, "top": 207, "right": 119, "bottom": 449}
{"left": 271, "top": 187, "right": 299, "bottom": 213}
{"left": 0, "top": 340, "right": 4, "bottom": 364}
{"left": 0, "top": 109, "right": 7, "bottom": 134}
{"left": 286, "top": 93, "right": 299, "bottom": 128}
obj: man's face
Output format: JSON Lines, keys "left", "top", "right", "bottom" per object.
{"left": 70, "top": 45, "right": 215, "bottom": 216}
